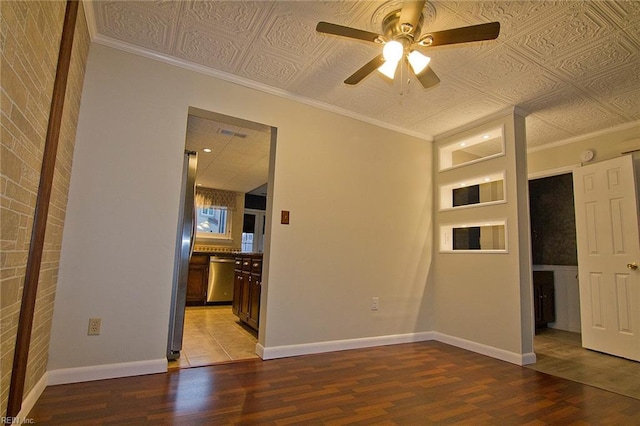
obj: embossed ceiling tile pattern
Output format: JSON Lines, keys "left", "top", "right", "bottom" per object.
{"left": 333, "top": 81, "right": 403, "bottom": 117}
{"left": 173, "top": 26, "right": 243, "bottom": 73}
{"left": 95, "top": 1, "right": 180, "bottom": 53}
{"left": 514, "top": 2, "right": 618, "bottom": 63}
{"left": 608, "top": 89, "right": 640, "bottom": 120}
{"left": 259, "top": 11, "right": 325, "bottom": 62}
{"left": 236, "top": 49, "right": 303, "bottom": 88}
{"left": 371, "top": 80, "right": 486, "bottom": 128}
{"left": 545, "top": 33, "right": 638, "bottom": 81}
{"left": 585, "top": 62, "right": 640, "bottom": 97}
{"left": 292, "top": 42, "right": 381, "bottom": 93}
{"left": 412, "top": 110, "right": 467, "bottom": 136}
{"left": 181, "top": 1, "right": 273, "bottom": 40}
{"left": 534, "top": 100, "right": 627, "bottom": 135}
{"left": 594, "top": 0, "right": 640, "bottom": 31}
{"left": 519, "top": 84, "right": 584, "bottom": 117}
{"left": 403, "top": 83, "right": 470, "bottom": 123}
{"left": 272, "top": 0, "right": 374, "bottom": 26}
{"left": 451, "top": 43, "right": 527, "bottom": 89}
{"left": 438, "top": 1, "right": 573, "bottom": 38}
{"left": 524, "top": 116, "right": 574, "bottom": 148}
{"left": 91, "top": 1, "right": 640, "bottom": 151}
{"left": 421, "top": 39, "right": 502, "bottom": 75}
{"left": 412, "top": 97, "right": 505, "bottom": 137}
{"left": 288, "top": 70, "right": 346, "bottom": 103}
{"left": 490, "top": 69, "right": 563, "bottom": 106}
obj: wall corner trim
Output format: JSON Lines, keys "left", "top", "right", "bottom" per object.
{"left": 47, "top": 359, "right": 167, "bottom": 386}
{"left": 16, "top": 372, "right": 49, "bottom": 422}
{"left": 433, "top": 332, "right": 536, "bottom": 366}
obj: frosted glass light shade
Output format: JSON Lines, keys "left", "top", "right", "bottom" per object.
{"left": 382, "top": 40, "right": 403, "bottom": 62}
{"left": 378, "top": 60, "right": 399, "bottom": 79}
{"left": 408, "top": 50, "right": 431, "bottom": 75}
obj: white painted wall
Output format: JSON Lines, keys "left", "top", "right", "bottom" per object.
{"left": 48, "top": 44, "right": 434, "bottom": 371}
{"left": 528, "top": 121, "right": 640, "bottom": 175}
{"left": 431, "top": 112, "right": 534, "bottom": 360}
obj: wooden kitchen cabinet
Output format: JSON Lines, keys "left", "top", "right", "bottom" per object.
{"left": 232, "top": 258, "right": 243, "bottom": 316}
{"left": 240, "top": 257, "right": 252, "bottom": 323}
{"left": 233, "top": 254, "right": 262, "bottom": 331}
{"left": 533, "top": 270, "right": 555, "bottom": 328}
{"left": 186, "top": 254, "right": 209, "bottom": 305}
{"left": 247, "top": 258, "right": 262, "bottom": 330}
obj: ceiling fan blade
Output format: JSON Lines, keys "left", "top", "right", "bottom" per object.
{"left": 421, "top": 22, "right": 500, "bottom": 47}
{"left": 415, "top": 67, "right": 440, "bottom": 89}
{"left": 399, "top": 0, "right": 426, "bottom": 33}
{"left": 344, "top": 54, "right": 386, "bottom": 85}
{"left": 316, "top": 22, "right": 382, "bottom": 43}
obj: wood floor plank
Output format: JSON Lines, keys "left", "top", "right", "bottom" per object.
{"left": 29, "top": 341, "right": 640, "bottom": 424}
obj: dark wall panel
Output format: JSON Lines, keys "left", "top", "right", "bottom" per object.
{"left": 529, "top": 173, "right": 577, "bottom": 266}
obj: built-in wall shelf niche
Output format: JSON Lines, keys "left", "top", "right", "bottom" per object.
{"left": 440, "top": 171, "right": 506, "bottom": 211}
{"left": 440, "top": 220, "right": 507, "bottom": 253}
{"left": 438, "top": 126, "right": 504, "bottom": 171}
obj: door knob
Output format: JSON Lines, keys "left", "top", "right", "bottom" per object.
{"left": 627, "top": 262, "right": 638, "bottom": 270}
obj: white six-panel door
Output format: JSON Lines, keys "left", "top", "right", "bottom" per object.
{"left": 573, "top": 154, "right": 640, "bottom": 361}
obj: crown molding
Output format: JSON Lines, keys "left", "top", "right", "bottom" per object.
{"left": 88, "top": 32, "right": 433, "bottom": 143}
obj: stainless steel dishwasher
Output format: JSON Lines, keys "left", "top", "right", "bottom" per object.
{"left": 207, "top": 256, "right": 236, "bottom": 303}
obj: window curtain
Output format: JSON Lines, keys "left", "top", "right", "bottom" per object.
{"left": 195, "top": 187, "right": 237, "bottom": 210}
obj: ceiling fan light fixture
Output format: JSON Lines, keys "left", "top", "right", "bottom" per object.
{"left": 382, "top": 40, "right": 404, "bottom": 62}
{"left": 400, "top": 22, "right": 414, "bottom": 34}
{"left": 417, "top": 34, "right": 434, "bottom": 46}
{"left": 378, "top": 59, "right": 399, "bottom": 79}
{"left": 408, "top": 50, "right": 431, "bottom": 75}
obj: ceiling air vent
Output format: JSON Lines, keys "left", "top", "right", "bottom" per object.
{"left": 218, "top": 128, "right": 247, "bottom": 138}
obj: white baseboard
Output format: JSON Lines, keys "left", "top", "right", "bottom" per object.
{"left": 260, "top": 331, "right": 535, "bottom": 366}
{"left": 433, "top": 332, "right": 537, "bottom": 365}
{"left": 260, "top": 331, "right": 435, "bottom": 360}
{"left": 15, "top": 372, "right": 49, "bottom": 423}
{"left": 48, "top": 358, "right": 167, "bottom": 386}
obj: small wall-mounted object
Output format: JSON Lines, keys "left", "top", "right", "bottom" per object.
{"left": 281, "top": 210, "right": 290, "bottom": 225}
{"left": 439, "top": 126, "right": 505, "bottom": 171}
{"left": 580, "top": 149, "right": 594, "bottom": 163}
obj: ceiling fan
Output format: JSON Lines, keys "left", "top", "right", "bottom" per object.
{"left": 316, "top": 0, "right": 500, "bottom": 89}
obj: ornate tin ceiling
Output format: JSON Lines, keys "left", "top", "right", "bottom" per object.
{"left": 87, "top": 0, "right": 639, "bottom": 149}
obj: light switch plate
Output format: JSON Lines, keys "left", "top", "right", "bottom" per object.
{"left": 281, "top": 210, "right": 290, "bottom": 225}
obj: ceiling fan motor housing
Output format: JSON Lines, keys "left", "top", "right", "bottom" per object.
{"left": 383, "top": 9, "right": 423, "bottom": 42}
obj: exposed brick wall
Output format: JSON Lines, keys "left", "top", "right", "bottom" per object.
{"left": 1, "top": 0, "right": 90, "bottom": 414}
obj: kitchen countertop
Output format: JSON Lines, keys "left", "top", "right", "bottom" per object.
{"left": 192, "top": 250, "right": 263, "bottom": 257}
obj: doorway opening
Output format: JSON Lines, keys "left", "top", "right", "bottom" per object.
{"left": 527, "top": 171, "right": 640, "bottom": 399}
{"left": 170, "top": 107, "right": 274, "bottom": 369}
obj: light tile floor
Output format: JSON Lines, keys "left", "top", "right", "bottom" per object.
{"left": 168, "top": 306, "right": 258, "bottom": 369}
{"left": 527, "top": 328, "right": 640, "bottom": 399}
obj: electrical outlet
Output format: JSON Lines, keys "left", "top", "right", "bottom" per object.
{"left": 88, "top": 318, "right": 101, "bottom": 335}
{"left": 371, "top": 297, "right": 379, "bottom": 311}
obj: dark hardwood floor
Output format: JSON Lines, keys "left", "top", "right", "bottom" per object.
{"left": 30, "top": 341, "right": 640, "bottom": 425}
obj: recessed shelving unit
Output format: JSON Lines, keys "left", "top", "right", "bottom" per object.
{"left": 439, "top": 171, "right": 506, "bottom": 210}
{"left": 438, "top": 126, "right": 504, "bottom": 171}
{"left": 440, "top": 220, "right": 507, "bottom": 253}
{"left": 437, "top": 125, "right": 508, "bottom": 253}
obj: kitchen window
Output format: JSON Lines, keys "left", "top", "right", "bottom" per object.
{"left": 196, "top": 206, "right": 232, "bottom": 239}
{"left": 195, "top": 187, "right": 237, "bottom": 241}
